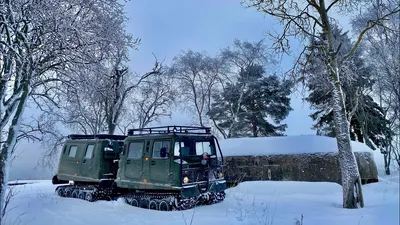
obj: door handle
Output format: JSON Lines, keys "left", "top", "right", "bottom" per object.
{"left": 83, "top": 159, "right": 87, "bottom": 163}
{"left": 127, "top": 160, "right": 131, "bottom": 164}
{"left": 151, "top": 160, "right": 156, "bottom": 165}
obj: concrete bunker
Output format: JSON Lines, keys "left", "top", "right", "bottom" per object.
{"left": 219, "top": 135, "right": 379, "bottom": 186}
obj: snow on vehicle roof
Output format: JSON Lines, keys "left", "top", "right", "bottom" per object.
{"left": 218, "top": 134, "right": 374, "bottom": 156}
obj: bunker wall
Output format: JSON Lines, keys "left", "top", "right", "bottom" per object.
{"left": 223, "top": 152, "right": 378, "bottom": 186}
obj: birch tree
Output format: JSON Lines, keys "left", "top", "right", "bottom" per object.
{"left": 351, "top": 0, "right": 400, "bottom": 173}
{"left": 0, "top": 0, "right": 135, "bottom": 222}
{"left": 303, "top": 24, "right": 392, "bottom": 154}
{"left": 242, "top": 0, "right": 399, "bottom": 208}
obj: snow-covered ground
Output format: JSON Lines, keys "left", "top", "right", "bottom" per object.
{"left": 3, "top": 170, "right": 399, "bottom": 225}
{"left": 4, "top": 135, "right": 398, "bottom": 225}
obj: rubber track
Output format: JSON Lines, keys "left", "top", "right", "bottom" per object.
{"left": 54, "top": 185, "right": 225, "bottom": 211}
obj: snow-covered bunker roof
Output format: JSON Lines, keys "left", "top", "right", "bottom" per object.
{"left": 218, "top": 135, "right": 374, "bottom": 157}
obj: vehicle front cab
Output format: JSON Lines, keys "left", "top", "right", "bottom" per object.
{"left": 173, "top": 134, "right": 226, "bottom": 199}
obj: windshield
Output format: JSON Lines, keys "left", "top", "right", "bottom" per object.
{"left": 174, "top": 138, "right": 215, "bottom": 157}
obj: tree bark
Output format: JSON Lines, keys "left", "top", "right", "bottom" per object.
{"left": 107, "top": 118, "right": 116, "bottom": 135}
{"left": 384, "top": 148, "right": 391, "bottom": 175}
{"left": 319, "top": 0, "right": 364, "bottom": 208}
{"left": 252, "top": 122, "right": 258, "bottom": 137}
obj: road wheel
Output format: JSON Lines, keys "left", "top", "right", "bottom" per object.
{"left": 139, "top": 198, "right": 149, "bottom": 208}
{"left": 159, "top": 200, "right": 170, "bottom": 211}
{"left": 149, "top": 200, "right": 158, "bottom": 210}
{"left": 65, "top": 189, "right": 72, "bottom": 197}
{"left": 85, "top": 192, "right": 95, "bottom": 202}
{"left": 72, "top": 190, "right": 78, "bottom": 198}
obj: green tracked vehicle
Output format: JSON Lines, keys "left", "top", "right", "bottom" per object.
{"left": 52, "top": 126, "right": 226, "bottom": 210}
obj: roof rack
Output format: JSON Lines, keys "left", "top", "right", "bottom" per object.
{"left": 68, "top": 134, "right": 127, "bottom": 140}
{"left": 127, "top": 126, "right": 211, "bottom": 136}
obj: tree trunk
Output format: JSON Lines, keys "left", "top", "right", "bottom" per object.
{"left": 319, "top": 0, "right": 364, "bottom": 208}
{"left": 383, "top": 145, "right": 391, "bottom": 175}
{"left": 0, "top": 81, "right": 29, "bottom": 224}
{"left": 331, "top": 87, "right": 364, "bottom": 208}
{"left": 252, "top": 122, "right": 258, "bottom": 137}
{"left": 384, "top": 150, "right": 391, "bottom": 175}
{"left": 108, "top": 119, "right": 116, "bottom": 135}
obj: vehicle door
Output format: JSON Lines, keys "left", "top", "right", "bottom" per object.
{"left": 124, "top": 141, "right": 144, "bottom": 180}
{"left": 149, "top": 139, "right": 171, "bottom": 184}
{"left": 59, "top": 143, "right": 80, "bottom": 176}
{"left": 80, "top": 143, "right": 96, "bottom": 177}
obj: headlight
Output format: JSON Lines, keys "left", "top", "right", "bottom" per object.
{"left": 214, "top": 167, "right": 224, "bottom": 179}
{"left": 183, "top": 176, "right": 189, "bottom": 184}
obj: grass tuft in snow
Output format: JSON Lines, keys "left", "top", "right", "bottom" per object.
{"left": 294, "top": 214, "right": 304, "bottom": 225}
{"left": 181, "top": 208, "right": 197, "bottom": 225}
{"left": 227, "top": 188, "right": 279, "bottom": 224}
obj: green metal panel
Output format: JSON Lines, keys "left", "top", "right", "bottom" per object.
{"left": 57, "top": 141, "right": 87, "bottom": 180}
{"left": 115, "top": 134, "right": 179, "bottom": 190}
{"left": 79, "top": 142, "right": 96, "bottom": 177}
{"left": 124, "top": 141, "right": 144, "bottom": 179}
{"left": 149, "top": 139, "right": 172, "bottom": 184}
{"left": 57, "top": 139, "right": 122, "bottom": 183}
{"left": 142, "top": 140, "right": 151, "bottom": 184}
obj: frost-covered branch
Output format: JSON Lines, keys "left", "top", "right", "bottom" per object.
{"left": 345, "top": 6, "right": 400, "bottom": 59}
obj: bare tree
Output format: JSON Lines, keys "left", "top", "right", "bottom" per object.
{"left": 116, "top": 70, "right": 176, "bottom": 132}
{"left": 135, "top": 73, "right": 176, "bottom": 129}
{"left": 241, "top": 0, "right": 399, "bottom": 208}
{"left": 352, "top": 0, "right": 400, "bottom": 173}
{"left": 170, "top": 50, "right": 220, "bottom": 127}
{"left": 54, "top": 52, "right": 162, "bottom": 135}
{"left": 0, "top": 0, "right": 136, "bottom": 221}
{"left": 29, "top": 52, "right": 162, "bottom": 172}
{"left": 1, "top": 185, "right": 19, "bottom": 220}
{"left": 104, "top": 57, "right": 163, "bottom": 134}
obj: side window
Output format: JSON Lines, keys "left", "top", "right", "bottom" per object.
{"left": 152, "top": 140, "right": 170, "bottom": 159}
{"left": 84, "top": 144, "right": 95, "bottom": 159}
{"left": 128, "top": 142, "right": 144, "bottom": 159}
{"left": 195, "top": 141, "right": 212, "bottom": 155}
{"left": 174, "top": 142, "right": 180, "bottom": 156}
{"left": 68, "top": 146, "right": 78, "bottom": 157}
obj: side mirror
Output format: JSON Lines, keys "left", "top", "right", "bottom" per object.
{"left": 160, "top": 147, "right": 168, "bottom": 158}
